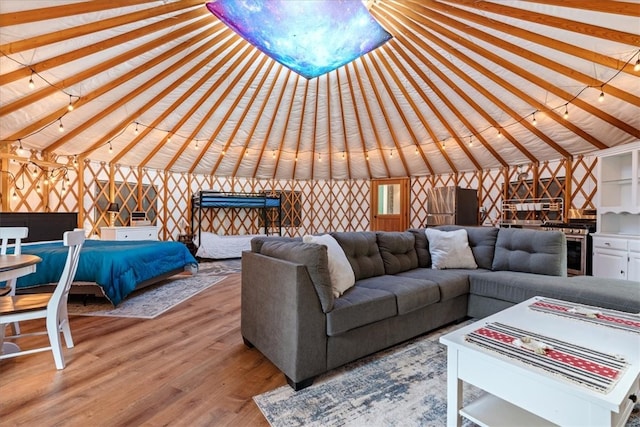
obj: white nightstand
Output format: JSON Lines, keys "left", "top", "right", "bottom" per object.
{"left": 100, "top": 226, "right": 159, "bottom": 241}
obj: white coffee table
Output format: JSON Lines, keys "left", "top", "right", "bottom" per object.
{"left": 440, "top": 296, "right": 640, "bottom": 427}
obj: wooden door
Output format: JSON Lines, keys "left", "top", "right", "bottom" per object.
{"left": 370, "top": 178, "right": 410, "bottom": 231}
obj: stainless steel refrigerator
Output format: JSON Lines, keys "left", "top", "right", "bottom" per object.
{"left": 426, "top": 186, "right": 478, "bottom": 226}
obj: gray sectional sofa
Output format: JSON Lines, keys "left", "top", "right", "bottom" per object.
{"left": 241, "top": 226, "right": 640, "bottom": 390}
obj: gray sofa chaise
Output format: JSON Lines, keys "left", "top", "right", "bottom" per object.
{"left": 241, "top": 226, "right": 640, "bottom": 390}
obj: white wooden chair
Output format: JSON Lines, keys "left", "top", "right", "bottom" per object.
{"left": 0, "top": 226, "right": 29, "bottom": 335}
{"left": 0, "top": 230, "right": 85, "bottom": 369}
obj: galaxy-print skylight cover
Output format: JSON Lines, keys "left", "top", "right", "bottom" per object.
{"left": 205, "top": 0, "right": 392, "bottom": 79}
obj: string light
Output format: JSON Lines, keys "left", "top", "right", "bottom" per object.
{"left": 295, "top": 156, "right": 298, "bottom": 162}
{"left": 221, "top": 150, "right": 226, "bottom": 156}
{"left": 58, "top": 119, "right": 64, "bottom": 132}
{"left": 415, "top": 146, "right": 419, "bottom": 155}
{"left": 468, "top": 136, "right": 473, "bottom": 147}
{"left": 245, "top": 149, "right": 249, "bottom": 157}
{"left": 194, "top": 140, "right": 199, "bottom": 150}
{"left": 73, "top": 155, "right": 78, "bottom": 166}
{"left": 532, "top": 112, "right": 537, "bottom": 126}
{"left": 365, "top": 150, "right": 369, "bottom": 161}
{"left": 17, "top": 139, "right": 25, "bottom": 157}
{"left": 273, "top": 150, "right": 276, "bottom": 159}
{"left": 442, "top": 140, "right": 446, "bottom": 149}
{"left": 134, "top": 122, "right": 139, "bottom": 136}
{"left": 108, "top": 142, "right": 113, "bottom": 153}
{"left": 497, "top": 130, "right": 502, "bottom": 138}
{"left": 635, "top": 57, "right": 640, "bottom": 72}
{"left": 67, "top": 95, "right": 74, "bottom": 112}
{"left": 12, "top": 191, "right": 17, "bottom": 200}
{"left": 563, "top": 105, "right": 569, "bottom": 119}
{"left": 598, "top": 88, "right": 605, "bottom": 103}
{"left": 28, "top": 72, "right": 34, "bottom": 89}
{"left": 167, "top": 134, "right": 171, "bottom": 143}
{"left": 390, "top": 149, "right": 393, "bottom": 158}
{"left": 342, "top": 151, "right": 345, "bottom": 160}
{"left": 318, "top": 153, "right": 322, "bottom": 162}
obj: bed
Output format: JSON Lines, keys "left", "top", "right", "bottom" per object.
{"left": 191, "top": 191, "right": 282, "bottom": 247}
{"left": 194, "top": 232, "right": 263, "bottom": 259}
{"left": 13, "top": 239, "right": 198, "bottom": 306}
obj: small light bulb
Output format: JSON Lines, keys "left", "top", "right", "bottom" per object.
{"left": 469, "top": 136, "right": 473, "bottom": 147}
{"left": 28, "top": 74, "right": 34, "bottom": 89}
{"left": 108, "top": 142, "right": 113, "bottom": 153}
{"left": 634, "top": 59, "right": 640, "bottom": 72}
{"left": 67, "top": 96, "right": 74, "bottom": 111}
{"left": 58, "top": 121, "right": 64, "bottom": 132}
{"left": 273, "top": 151, "right": 276, "bottom": 159}
{"left": 598, "top": 91, "right": 605, "bottom": 102}
{"left": 532, "top": 113, "right": 537, "bottom": 126}
{"left": 295, "top": 156, "right": 298, "bottom": 162}
{"left": 563, "top": 107, "right": 569, "bottom": 119}
{"left": 73, "top": 156, "right": 78, "bottom": 165}
{"left": 497, "top": 130, "right": 502, "bottom": 138}
{"left": 390, "top": 150, "right": 393, "bottom": 158}
{"left": 415, "top": 147, "right": 419, "bottom": 155}
{"left": 342, "top": 151, "right": 345, "bottom": 160}
{"left": 167, "top": 134, "right": 171, "bottom": 143}
{"left": 366, "top": 151, "right": 369, "bottom": 161}
{"left": 194, "top": 141, "right": 199, "bottom": 150}
{"left": 245, "top": 149, "right": 249, "bottom": 157}
{"left": 319, "top": 153, "right": 322, "bottom": 162}
{"left": 221, "top": 150, "right": 226, "bottom": 156}
{"left": 12, "top": 191, "right": 17, "bottom": 200}
{"left": 134, "top": 123, "right": 139, "bottom": 136}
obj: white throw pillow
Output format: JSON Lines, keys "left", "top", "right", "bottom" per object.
{"left": 303, "top": 234, "right": 355, "bottom": 297}
{"left": 424, "top": 228, "right": 478, "bottom": 270}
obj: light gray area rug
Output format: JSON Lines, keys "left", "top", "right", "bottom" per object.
{"left": 67, "top": 259, "right": 241, "bottom": 319}
{"left": 254, "top": 323, "right": 640, "bottom": 427}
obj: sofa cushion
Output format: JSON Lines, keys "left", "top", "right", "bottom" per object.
{"left": 408, "top": 229, "right": 431, "bottom": 268}
{"left": 425, "top": 228, "right": 478, "bottom": 269}
{"left": 492, "top": 228, "right": 566, "bottom": 276}
{"left": 326, "top": 286, "right": 397, "bottom": 336}
{"left": 396, "top": 268, "right": 473, "bottom": 301}
{"left": 259, "top": 241, "right": 334, "bottom": 313}
{"left": 251, "top": 235, "right": 301, "bottom": 253}
{"left": 376, "top": 231, "right": 419, "bottom": 275}
{"left": 357, "top": 274, "right": 440, "bottom": 315}
{"left": 303, "top": 234, "right": 356, "bottom": 297}
{"left": 331, "top": 231, "right": 385, "bottom": 281}
{"left": 436, "top": 226, "right": 499, "bottom": 270}
{"left": 469, "top": 271, "right": 640, "bottom": 313}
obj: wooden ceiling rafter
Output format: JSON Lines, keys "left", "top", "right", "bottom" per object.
{"left": 388, "top": 5, "right": 577, "bottom": 157}
{"left": 335, "top": 70, "right": 353, "bottom": 179}
{"left": 326, "top": 72, "right": 333, "bottom": 180}
{"left": 525, "top": 0, "right": 640, "bottom": 17}
{"left": 221, "top": 58, "right": 275, "bottom": 177}
{"left": 343, "top": 63, "right": 374, "bottom": 178}
{"left": 208, "top": 51, "right": 275, "bottom": 176}
{"left": 422, "top": 0, "right": 638, "bottom": 77}
{"left": 0, "top": 0, "right": 205, "bottom": 55}
{"left": 376, "top": 8, "right": 548, "bottom": 164}
{"left": 376, "top": 44, "right": 505, "bottom": 169}
{"left": 308, "top": 76, "right": 321, "bottom": 180}
{"left": 167, "top": 55, "right": 272, "bottom": 172}
{"left": 415, "top": 1, "right": 640, "bottom": 124}
{"left": 108, "top": 34, "right": 237, "bottom": 165}
{"left": 43, "top": 25, "right": 225, "bottom": 154}
{"left": 450, "top": 0, "right": 640, "bottom": 46}
{"left": 135, "top": 42, "right": 251, "bottom": 168}
{"left": 370, "top": 49, "right": 439, "bottom": 173}
{"left": 351, "top": 60, "right": 392, "bottom": 177}
{"left": 359, "top": 56, "right": 411, "bottom": 176}
{"left": 0, "top": 15, "right": 215, "bottom": 118}
{"left": 0, "top": 8, "right": 207, "bottom": 86}
{"left": 290, "top": 78, "right": 310, "bottom": 180}
{"left": 353, "top": 59, "right": 391, "bottom": 178}
{"left": 248, "top": 67, "right": 291, "bottom": 178}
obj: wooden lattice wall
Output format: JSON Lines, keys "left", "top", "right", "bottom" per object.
{"left": 1, "top": 153, "right": 598, "bottom": 238}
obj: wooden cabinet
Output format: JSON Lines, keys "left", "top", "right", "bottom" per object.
{"left": 100, "top": 226, "right": 158, "bottom": 241}
{"left": 593, "top": 141, "right": 640, "bottom": 280}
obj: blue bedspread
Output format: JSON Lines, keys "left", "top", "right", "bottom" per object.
{"left": 12, "top": 240, "right": 198, "bottom": 305}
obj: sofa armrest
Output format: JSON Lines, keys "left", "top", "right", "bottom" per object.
{"left": 241, "top": 251, "right": 327, "bottom": 384}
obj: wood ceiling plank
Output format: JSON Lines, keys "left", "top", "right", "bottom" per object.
{"left": 447, "top": 0, "right": 640, "bottom": 46}
{"left": 0, "top": 0, "right": 205, "bottom": 54}
{"left": 344, "top": 63, "right": 374, "bottom": 178}
{"left": 43, "top": 26, "right": 222, "bottom": 153}
{"left": 424, "top": 0, "right": 638, "bottom": 76}
{"left": 141, "top": 44, "right": 256, "bottom": 169}
{"left": 0, "top": 0, "right": 155, "bottom": 26}
{"left": 291, "top": 79, "right": 310, "bottom": 180}
{"left": 388, "top": 2, "right": 601, "bottom": 153}
{"left": 359, "top": 56, "right": 411, "bottom": 176}
{"left": 351, "top": 60, "right": 391, "bottom": 177}
{"left": 0, "top": 8, "right": 206, "bottom": 86}
{"left": 414, "top": 1, "right": 640, "bottom": 109}
{"left": 380, "top": 42, "right": 508, "bottom": 167}
{"left": 375, "top": 8, "right": 549, "bottom": 164}
{"left": 0, "top": 15, "right": 214, "bottom": 117}
{"left": 247, "top": 67, "right": 290, "bottom": 178}
{"left": 335, "top": 71, "right": 352, "bottom": 179}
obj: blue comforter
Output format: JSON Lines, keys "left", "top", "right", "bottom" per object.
{"left": 12, "top": 240, "right": 198, "bottom": 305}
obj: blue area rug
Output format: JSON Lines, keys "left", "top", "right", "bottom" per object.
{"left": 254, "top": 323, "right": 640, "bottom": 427}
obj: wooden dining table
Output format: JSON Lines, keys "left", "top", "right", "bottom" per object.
{"left": 0, "top": 254, "right": 42, "bottom": 355}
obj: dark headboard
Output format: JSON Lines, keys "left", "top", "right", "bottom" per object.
{"left": 0, "top": 212, "right": 78, "bottom": 242}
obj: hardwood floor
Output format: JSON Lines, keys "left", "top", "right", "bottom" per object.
{"left": 0, "top": 274, "right": 285, "bottom": 426}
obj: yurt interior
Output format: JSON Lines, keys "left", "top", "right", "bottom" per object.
{"left": 1, "top": 1, "right": 639, "bottom": 425}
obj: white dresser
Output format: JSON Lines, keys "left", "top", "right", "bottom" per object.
{"left": 100, "top": 226, "right": 159, "bottom": 241}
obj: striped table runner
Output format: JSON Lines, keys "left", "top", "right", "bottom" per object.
{"left": 465, "top": 322, "right": 628, "bottom": 393}
{"left": 529, "top": 298, "right": 640, "bottom": 334}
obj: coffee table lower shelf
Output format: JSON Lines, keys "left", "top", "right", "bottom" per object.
{"left": 460, "top": 394, "right": 556, "bottom": 427}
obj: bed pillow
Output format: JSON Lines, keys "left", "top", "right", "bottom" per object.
{"left": 425, "top": 228, "right": 478, "bottom": 270}
{"left": 303, "top": 234, "right": 356, "bottom": 297}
